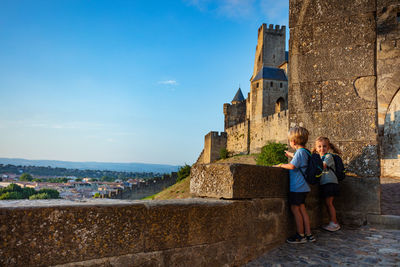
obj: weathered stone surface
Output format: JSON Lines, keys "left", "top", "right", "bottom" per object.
{"left": 190, "top": 163, "right": 289, "bottom": 199}
{"left": 337, "top": 142, "right": 380, "bottom": 177}
{"left": 0, "top": 202, "right": 147, "bottom": 266}
{"left": 290, "top": 14, "right": 376, "bottom": 55}
{"left": 354, "top": 76, "right": 377, "bottom": 103}
{"left": 335, "top": 176, "right": 381, "bottom": 225}
{"left": 249, "top": 111, "right": 289, "bottom": 154}
{"left": 290, "top": 45, "right": 375, "bottom": 84}
{"left": 0, "top": 197, "right": 306, "bottom": 267}
{"left": 289, "top": 110, "right": 377, "bottom": 142}
{"left": 289, "top": 0, "right": 376, "bottom": 27}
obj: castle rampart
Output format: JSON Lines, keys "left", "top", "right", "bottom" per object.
{"left": 202, "top": 131, "right": 227, "bottom": 164}
{"left": 226, "top": 121, "right": 249, "bottom": 155}
{"left": 225, "top": 111, "right": 289, "bottom": 155}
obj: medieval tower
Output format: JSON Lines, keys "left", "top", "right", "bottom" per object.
{"left": 203, "top": 24, "right": 290, "bottom": 163}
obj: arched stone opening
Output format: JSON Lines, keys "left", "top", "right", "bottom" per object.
{"left": 275, "top": 97, "right": 285, "bottom": 113}
{"left": 381, "top": 88, "right": 400, "bottom": 178}
{"left": 380, "top": 88, "right": 400, "bottom": 216}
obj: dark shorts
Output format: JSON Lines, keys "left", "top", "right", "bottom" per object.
{"left": 320, "top": 183, "right": 340, "bottom": 198}
{"left": 288, "top": 192, "right": 308, "bottom": 206}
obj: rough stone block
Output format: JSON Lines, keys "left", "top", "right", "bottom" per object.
{"left": 335, "top": 176, "right": 381, "bottom": 225}
{"left": 190, "top": 163, "right": 289, "bottom": 199}
{"left": 288, "top": 82, "right": 323, "bottom": 113}
{"left": 0, "top": 203, "right": 147, "bottom": 266}
{"left": 289, "top": 0, "right": 376, "bottom": 27}
{"left": 289, "top": 110, "right": 377, "bottom": 142}
{"left": 290, "top": 14, "right": 376, "bottom": 55}
{"left": 290, "top": 44, "right": 375, "bottom": 84}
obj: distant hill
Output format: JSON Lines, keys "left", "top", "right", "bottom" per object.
{"left": 0, "top": 158, "right": 180, "bottom": 173}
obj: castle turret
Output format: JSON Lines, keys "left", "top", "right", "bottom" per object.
{"left": 223, "top": 87, "right": 246, "bottom": 130}
{"left": 249, "top": 24, "right": 288, "bottom": 121}
{"left": 252, "top": 24, "right": 286, "bottom": 78}
{"left": 231, "top": 88, "right": 245, "bottom": 104}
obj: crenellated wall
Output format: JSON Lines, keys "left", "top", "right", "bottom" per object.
{"left": 226, "top": 120, "right": 249, "bottom": 155}
{"left": 202, "top": 131, "right": 227, "bottom": 164}
{"left": 249, "top": 110, "right": 289, "bottom": 154}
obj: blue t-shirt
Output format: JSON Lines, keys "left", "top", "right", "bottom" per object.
{"left": 289, "top": 148, "right": 311, "bottom": 192}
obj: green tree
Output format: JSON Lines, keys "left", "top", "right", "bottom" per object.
{"left": 0, "top": 191, "right": 24, "bottom": 200}
{"left": 19, "top": 173, "right": 33, "bottom": 181}
{"left": 93, "top": 192, "right": 101, "bottom": 198}
{"left": 256, "top": 142, "right": 288, "bottom": 166}
{"left": 177, "top": 164, "right": 191, "bottom": 182}
{"left": 21, "top": 187, "right": 37, "bottom": 198}
{"left": 29, "top": 193, "right": 51, "bottom": 200}
{"left": 36, "top": 189, "right": 59, "bottom": 199}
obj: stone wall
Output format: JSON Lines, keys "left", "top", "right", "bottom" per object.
{"left": 225, "top": 111, "right": 288, "bottom": 155}
{"left": 289, "top": 0, "right": 379, "bottom": 177}
{"left": 203, "top": 131, "right": 227, "bottom": 164}
{"left": 0, "top": 198, "right": 288, "bottom": 267}
{"left": 223, "top": 101, "right": 246, "bottom": 130}
{"left": 226, "top": 121, "right": 249, "bottom": 155}
{"left": 249, "top": 110, "right": 289, "bottom": 154}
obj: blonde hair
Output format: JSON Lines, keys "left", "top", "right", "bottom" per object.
{"left": 288, "top": 126, "right": 309, "bottom": 146}
{"left": 312, "top": 136, "right": 342, "bottom": 154}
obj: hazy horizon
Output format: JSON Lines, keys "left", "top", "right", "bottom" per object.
{"left": 0, "top": 0, "right": 289, "bottom": 165}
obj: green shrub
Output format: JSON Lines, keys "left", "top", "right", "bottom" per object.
{"left": 21, "top": 187, "right": 37, "bottom": 198}
{"left": 2, "top": 183, "right": 23, "bottom": 193}
{"left": 177, "top": 164, "right": 191, "bottom": 182}
{"left": 93, "top": 192, "right": 101, "bottom": 198}
{"left": 37, "top": 189, "right": 60, "bottom": 199}
{"left": 19, "top": 173, "right": 33, "bottom": 181}
{"left": 256, "top": 142, "right": 288, "bottom": 166}
{"left": 0, "top": 191, "right": 24, "bottom": 200}
{"left": 29, "top": 193, "right": 51, "bottom": 200}
{"left": 220, "top": 148, "right": 229, "bottom": 159}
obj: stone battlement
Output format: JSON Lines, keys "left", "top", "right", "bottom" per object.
{"left": 262, "top": 110, "right": 288, "bottom": 123}
{"left": 259, "top": 23, "right": 286, "bottom": 35}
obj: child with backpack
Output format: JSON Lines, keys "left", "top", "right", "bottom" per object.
{"left": 274, "top": 126, "right": 316, "bottom": 243}
{"left": 312, "top": 136, "right": 342, "bottom": 232}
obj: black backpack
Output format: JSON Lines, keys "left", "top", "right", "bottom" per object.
{"left": 326, "top": 153, "right": 346, "bottom": 181}
{"left": 298, "top": 148, "right": 324, "bottom": 185}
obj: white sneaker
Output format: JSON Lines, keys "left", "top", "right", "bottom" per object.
{"left": 323, "top": 221, "right": 341, "bottom": 232}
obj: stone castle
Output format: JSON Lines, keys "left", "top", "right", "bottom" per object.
{"left": 200, "top": 10, "right": 400, "bottom": 180}
{"left": 1, "top": 1, "right": 399, "bottom": 266}
{"left": 200, "top": 24, "right": 290, "bottom": 163}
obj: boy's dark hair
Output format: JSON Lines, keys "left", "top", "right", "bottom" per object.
{"left": 288, "top": 126, "right": 309, "bottom": 146}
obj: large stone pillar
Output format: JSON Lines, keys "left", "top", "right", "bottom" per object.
{"left": 289, "top": 0, "right": 381, "bottom": 222}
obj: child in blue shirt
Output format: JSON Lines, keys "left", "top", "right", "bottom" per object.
{"left": 274, "top": 126, "right": 316, "bottom": 243}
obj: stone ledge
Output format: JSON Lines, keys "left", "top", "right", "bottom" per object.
{"left": 0, "top": 198, "right": 292, "bottom": 267}
{"left": 190, "top": 163, "right": 289, "bottom": 199}
{"left": 367, "top": 214, "right": 400, "bottom": 230}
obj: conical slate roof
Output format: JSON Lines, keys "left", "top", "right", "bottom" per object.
{"left": 232, "top": 88, "right": 245, "bottom": 103}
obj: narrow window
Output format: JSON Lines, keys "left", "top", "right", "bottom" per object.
{"left": 280, "top": 83, "right": 282, "bottom": 88}
{"left": 270, "top": 81, "right": 273, "bottom": 87}
{"left": 256, "top": 82, "right": 259, "bottom": 88}
{"left": 397, "top": 12, "right": 400, "bottom": 23}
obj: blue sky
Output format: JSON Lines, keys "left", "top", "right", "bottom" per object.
{"left": 0, "top": 0, "right": 289, "bottom": 166}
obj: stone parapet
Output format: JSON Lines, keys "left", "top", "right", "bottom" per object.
{"left": 190, "top": 163, "right": 289, "bottom": 199}
{"left": 0, "top": 198, "right": 290, "bottom": 267}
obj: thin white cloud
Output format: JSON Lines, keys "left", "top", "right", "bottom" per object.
{"left": 158, "top": 80, "right": 179, "bottom": 85}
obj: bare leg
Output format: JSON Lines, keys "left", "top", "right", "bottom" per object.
{"left": 325, "top": 196, "right": 338, "bottom": 224}
{"left": 291, "top": 205, "right": 304, "bottom": 235}
{"left": 299, "top": 203, "right": 311, "bottom": 235}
